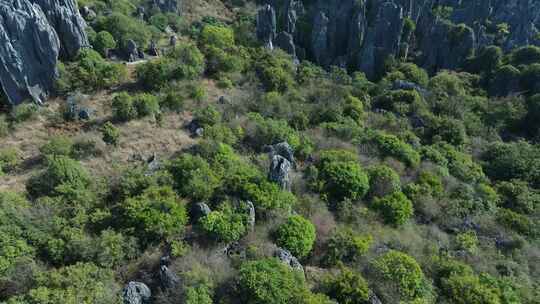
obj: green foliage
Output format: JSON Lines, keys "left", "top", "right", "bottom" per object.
{"left": 253, "top": 49, "right": 296, "bottom": 92}
{"left": 0, "top": 114, "right": 8, "bottom": 137}
{"left": 0, "top": 148, "right": 21, "bottom": 175}
{"left": 10, "top": 103, "right": 38, "bottom": 123}
{"left": 167, "top": 154, "right": 221, "bottom": 202}
{"left": 185, "top": 285, "right": 213, "bottom": 304}
{"left": 17, "top": 262, "right": 120, "bottom": 304}
{"left": 509, "top": 45, "right": 540, "bottom": 66}
{"left": 375, "top": 90, "right": 424, "bottom": 115}
{"left": 482, "top": 141, "right": 538, "bottom": 183}
{"left": 101, "top": 122, "right": 120, "bottom": 146}
{"left": 60, "top": 49, "right": 127, "bottom": 93}
{"left": 111, "top": 92, "right": 137, "bottom": 122}
{"left": 497, "top": 208, "right": 535, "bottom": 236}
{"left": 92, "top": 31, "right": 116, "bottom": 57}
{"left": 238, "top": 258, "right": 306, "bottom": 304}
{"left": 323, "top": 228, "right": 372, "bottom": 266}
{"left": 455, "top": 230, "right": 478, "bottom": 254}
{"left": 194, "top": 105, "right": 221, "bottom": 127}
{"left": 326, "top": 266, "right": 370, "bottom": 304}
{"left": 372, "top": 191, "right": 414, "bottom": 226}
{"left": 275, "top": 215, "right": 316, "bottom": 258}
{"left": 132, "top": 93, "right": 160, "bottom": 118}
{"left": 373, "top": 250, "right": 426, "bottom": 300}
{"left": 40, "top": 136, "right": 74, "bottom": 158}
{"left": 121, "top": 186, "right": 188, "bottom": 242}
{"left": 27, "top": 156, "right": 91, "bottom": 198}
{"left": 441, "top": 273, "right": 502, "bottom": 304}
{"left": 243, "top": 181, "right": 297, "bottom": 214}
{"left": 373, "top": 133, "right": 420, "bottom": 167}
{"left": 95, "top": 12, "right": 151, "bottom": 49}
{"left": 136, "top": 43, "right": 205, "bottom": 90}
{"left": 520, "top": 63, "right": 540, "bottom": 94}
{"left": 245, "top": 113, "right": 301, "bottom": 150}
{"left": 396, "top": 63, "right": 429, "bottom": 86}
{"left": 316, "top": 150, "right": 370, "bottom": 202}
{"left": 199, "top": 202, "right": 247, "bottom": 243}
{"left": 367, "top": 165, "right": 401, "bottom": 198}
{"left": 496, "top": 180, "right": 539, "bottom": 214}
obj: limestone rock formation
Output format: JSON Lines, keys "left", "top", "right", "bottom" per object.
{"left": 0, "top": 0, "right": 88, "bottom": 105}
{"left": 256, "top": 0, "right": 540, "bottom": 77}
{"left": 122, "top": 281, "right": 151, "bottom": 304}
{"left": 0, "top": 0, "right": 60, "bottom": 105}
{"left": 275, "top": 247, "right": 304, "bottom": 273}
{"left": 268, "top": 155, "right": 292, "bottom": 191}
{"left": 152, "top": 0, "right": 180, "bottom": 13}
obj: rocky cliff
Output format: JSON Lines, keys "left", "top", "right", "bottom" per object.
{"left": 0, "top": 0, "right": 88, "bottom": 105}
{"left": 258, "top": 0, "right": 540, "bottom": 78}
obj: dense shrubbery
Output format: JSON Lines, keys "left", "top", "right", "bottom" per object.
{"left": 275, "top": 215, "right": 316, "bottom": 258}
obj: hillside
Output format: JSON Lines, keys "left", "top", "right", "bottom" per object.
{"left": 0, "top": 1, "right": 539, "bottom": 304}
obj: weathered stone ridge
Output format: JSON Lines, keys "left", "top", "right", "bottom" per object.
{"left": 0, "top": 0, "right": 88, "bottom": 105}
{"left": 257, "top": 0, "right": 540, "bottom": 77}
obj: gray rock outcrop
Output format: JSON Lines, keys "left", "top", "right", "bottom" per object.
{"left": 268, "top": 155, "right": 292, "bottom": 191}
{"left": 159, "top": 265, "right": 180, "bottom": 289}
{"left": 0, "top": 0, "right": 88, "bottom": 106}
{"left": 152, "top": 0, "right": 180, "bottom": 13}
{"left": 246, "top": 200, "right": 256, "bottom": 231}
{"left": 256, "top": 0, "right": 540, "bottom": 77}
{"left": 275, "top": 247, "right": 304, "bottom": 273}
{"left": 122, "top": 281, "right": 151, "bottom": 304}
{"left": 30, "top": 0, "right": 89, "bottom": 59}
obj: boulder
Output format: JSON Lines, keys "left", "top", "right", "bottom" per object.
{"left": 193, "top": 202, "right": 211, "bottom": 221}
{"left": 275, "top": 31, "right": 296, "bottom": 57}
{"left": 266, "top": 141, "right": 295, "bottom": 166}
{"left": 268, "top": 155, "right": 292, "bottom": 191}
{"left": 159, "top": 265, "right": 180, "bottom": 289}
{"left": 126, "top": 39, "right": 138, "bottom": 62}
{"left": 275, "top": 247, "right": 303, "bottom": 273}
{"left": 122, "top": 281, "right": 151, "bottom": 304}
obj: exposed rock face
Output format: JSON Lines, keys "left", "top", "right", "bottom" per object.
{"left": 122, "top": 281, "right": 151, "bottom": 304}
{"left": 193, "top": 202, "right": 211, "bottom": 221}
{"left": 30, "top": 0, "right": 89, "bottom": 59}
{"left": 256, "top": 4, "right": 277, "bottom": 49}
{"left": 275, "top": 247, "right": 304, "bottom": 273}
{"left": 0, "top": 0, "right": 88, "bottom": 106}
{"left": 159, "top": 265, "right": 180, "bottom": 289}
{"left": 0, "top": 0, "right": 60, "bottom": 105}
{"left": 152, "top": 0, "right": 179, "bottom": 13}
{"left": 268, "top": 155, "right": 292, "bottom": 191}
{"left": 246, "top": 200, "right": 256, "bottom": 231}
{"left": 257, "top": 0, "right": 540, "bottom": 77}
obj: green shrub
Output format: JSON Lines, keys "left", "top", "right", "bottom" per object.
{"left": 396, "top": 63, "right": 429, "bottom": 86}
{"left": 372, "top": 250, "right": 427, "bottom": 300}
{"left": 64, "top": 49, "right": 127, "bottom": 92}
{"left": 520, "top": 63, "right": 540, "bottom": 94}
{"left": 496, "top": 180, "right": 539, "bottom": 214}
{"left": 95, "top": 12, "right": 151, "bottom": 49}
{"left": 194, "top": 105, "right": 221, "bottom": 127}
{"left": 112, "top": 92, "right": 137, "bottom": 122}
{"left": 11, "top": 103, "right": 38, "bottom": 123}
{"left": 323, "top": 228, "right": 372, "bottom": 266}
{"left": 167, "top": 154, "right": 221, "bottom": 202}
{"left": 275, "top": 215, "right": 316, "bottom": 258}
{"left": 489, "top": 65, "right": 521, "bottom": 96}
{"left": 40, "top": 136, "right": 74, "bottom": 157}
{"left": 245, "top": 113, "right": 300, "bottom": 150}
{"left": 326, "top": 266, "right": 370, "bottom": 304}
{"left": 367, "top": 165, "right": 401, "bottom": 198}
{"left": 238, "top": 258, "right": 306, "bottom": 304}
{"left": 372, "top": 192, "right": 414, "bottom": 226}
{"left": 509, "top": 45, "right": 540, "bottom": 66}
{"left": 92, "top": 31, "right": 116, "bottom": 57}
{"left": 199, "top": 202, "right": 247, "bottom": 243}
{"left": 436, "top": 143, "right": 485, "bottom": 183}
{"left": 374, "top": 133, "right": 420, "bottom": 167}
{"left": 27, "top": 156, "right": 91, "bottom": 197}
{"left": 481, "top": 141, "right": 536, "bottom": 182}
{"left": 101, "top": 122, "right": 120, "bottom": 146}
{"left": 0, "top": 148, "right": 21, "bottom": 175}
{"left": 0, "top": 115, "right": 8, "bottom": 137}
{"left": 122, "top": 186, "right": 188, "bottom": 242}
{"left": 375, "top": 90, "right": 424, "bottom": 115}
{"left": 253, "top": 49, "right": 296, "bottom": 92}
{"left": 441, "top": 273, "right": 502, "bottom": 304}
{"left": 455, "top": 231, "right": 478, "bottom": 254}
{"left": 242, "top": 181, "right": 297, "bottom": 214}
{"left": 185, "top": 285, "right": 213, "bottom": 304}
{"left": 16, "top": 262, "right": 120, "bottom": 304}
{"left": 200, "top": 25, "right": 235, "bottom": 49}
{"left": 136, "top": 57, "right": 176, "bottom": 91}
{"left": 160, "top": 86, "right": 185, "bottom": 112}
{"left": 133, "top": 93, "right": 160, "bottom": 118}
{"left": 497, "top": 208, "right": 535, "bottom": 236}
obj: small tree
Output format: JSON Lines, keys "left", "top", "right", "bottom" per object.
{"left": 326, "top": 266, "right": 370, "bottom": 304}
{"left": 323, "top": 228, "right": 372, "bottom": 266}
{"left": 275, "top": 215, "right": 316, "bottom": 258}
{"left": 92, "top": 31, "right": 116, "bottom": 57}
{"left": 199, "top": 203, "right": 247, "bottom": 243}
{"left": 367, "top": 165, "right": 401, "bottom": 198}
{"left": 101, "top": 122, "right": 120, "bottom": 146}
{"left": 372, "top": 192, "right": 413, "bottom": 226}
{"left": 112, "top": 92, "right": 137, "bottom": 122}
